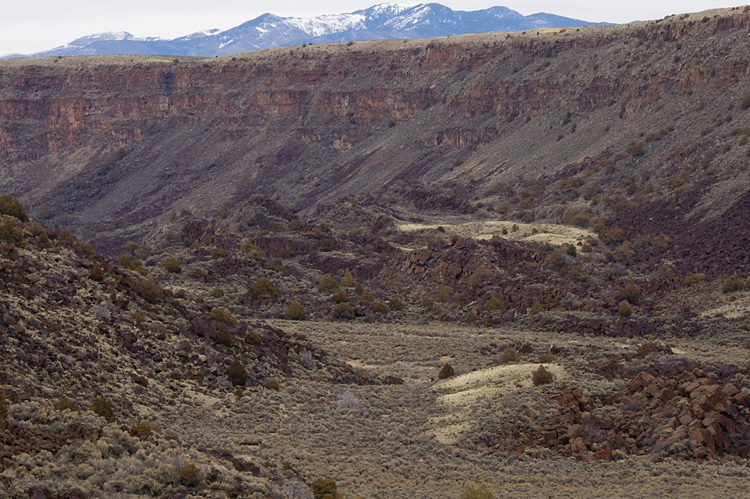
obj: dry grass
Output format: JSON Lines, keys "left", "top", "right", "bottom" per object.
{"left": 398, "top": 218, "right": 596, "bottom": 247}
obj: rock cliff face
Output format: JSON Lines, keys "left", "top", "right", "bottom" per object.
{"left": 1, "top": 8, "right": 750, "bottom": 263}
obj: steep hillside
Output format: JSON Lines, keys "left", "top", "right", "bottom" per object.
{"left": 1, "top": 7, "right": 750, "bottom": 274}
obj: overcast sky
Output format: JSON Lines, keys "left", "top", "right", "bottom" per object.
{"left": 3, "top": 1, "right": 747, "bottom": 56}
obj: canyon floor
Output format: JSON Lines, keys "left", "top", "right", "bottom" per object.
{"left": 154, "top": 319, "right": 750, "bottom": 498}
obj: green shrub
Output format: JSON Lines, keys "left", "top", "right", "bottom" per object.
{"left": 210, "top": 287, "right": 225, "bottom": 298}
{"left": 532, "top": 365, "right": 554, "bottom": 386}
{"left": 500, "top": 348, "right": 520, "bottom": 363}
{"left": 319, "top": 238, "right": 333, "bottom": 251}
{"left": 228, "top": 358, "right": 248, "bottom": 386}
{"left": 263, "top": 378, "right": 281, "bottom": 391}
{"left": 284, "top": 300, "right": 306, "bottom": 320}
{"left": 461, "top": 483, "right": 494, "bottom": 499}
{"left": 91, "top": 395, "right": 115, "bottom": 421}
{"left": 162, "top": 257, "right": 182, "bottom": 273}
{"left": 617, "top": 283, "right": 641, "bottom": 304}
{"left": 28, "top": 222, "right": 48, "bottom": 242}
{"left": 90, "top": 262, "right": 104, "bottom": 281}
{"left": 132, "top": 420, "right": 156, "bottom": 439}
{"left": 0, "top": 216, "right": 25, "bottom": 247}
{"left": 741, "top": 94, "right": 750, "bottom": 111}
{"left": 340, "top": 269, "right": 358, "bottom": 288}
{"left": 625, "top": 141, "right": 645, "bottom": 157}
{"left": 318, "top": 275, "right": 340, "bottom": 294}
{"left": 210, "top": 247, "right": 227, "bottom": 259}
{"left": 538, "top": 353, "right": 557, "bottom": 363}
{"left": 212, "top": 323, "right": 233, "bottom": 347}
{"left": 484, "top": 296, "right": 506, "bottom": 312}
{"left": 310, "top": 478, "right": 337, "bottom": 499}
{"left": 247, "top": 330, "right": 262, "bottom": 345}
{"left": 682, "top": 274, "right": 702, "bottom": 287}
{"left": 247, "top": 277, "right": 280, "bottom": 299}
{"left": 0, "top": 195, "right": 28, "bottom": 222}
{"left": 53, "top": 397, "right": 80, "bottom": 413}
{"left": 438, "top": 363, "right": 454, "bottom": 380}
{"left": 388, "top": 298, "right": 405, "bottom": 311}
{"left": 372, "top": 301, "right": 389, "bottom": 314}
{"left": 723, "top": 277, "right": 745, "bottom": 294}
{"left": 617, "top": 302, "right": 633, "bottom": 317}
{"left": 333, "top": 290, "right": 347, "bottom": 303}
{"left": 137, "top": 277, "right": 164, "bottom": 304}
{"left": 596, "top": 225, "right": 626, "bottom": 246}
{"left": 332, "top": 302, "right": 355, "bottom": 320}
{"left": 177, "top": 462, "right": 201, "bottom": 486}
{"left": 0, "top": 389, "right": 7, "bottom": 421}
{"left": 211, "top": 307, "right": 238, "bottom": 325}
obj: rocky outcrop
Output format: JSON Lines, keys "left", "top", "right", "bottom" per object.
{"left": 493, "top": 367, "right": 750, "bottom": 460}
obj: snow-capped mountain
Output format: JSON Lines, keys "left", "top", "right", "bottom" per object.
{"left": 4, "top": 3, "right": 610, "bottom": 59}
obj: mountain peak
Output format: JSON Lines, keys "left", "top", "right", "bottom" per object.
{"left": 7, "top": 4, "right": 610, "bottom": 59}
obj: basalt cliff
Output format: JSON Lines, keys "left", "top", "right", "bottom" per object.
{"left": 1, "top": 7, "right": 750, "bottom": 269}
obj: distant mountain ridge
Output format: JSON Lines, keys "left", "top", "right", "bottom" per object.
{"left": 3, "top": 3, "right": 609, "bottom": 58}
